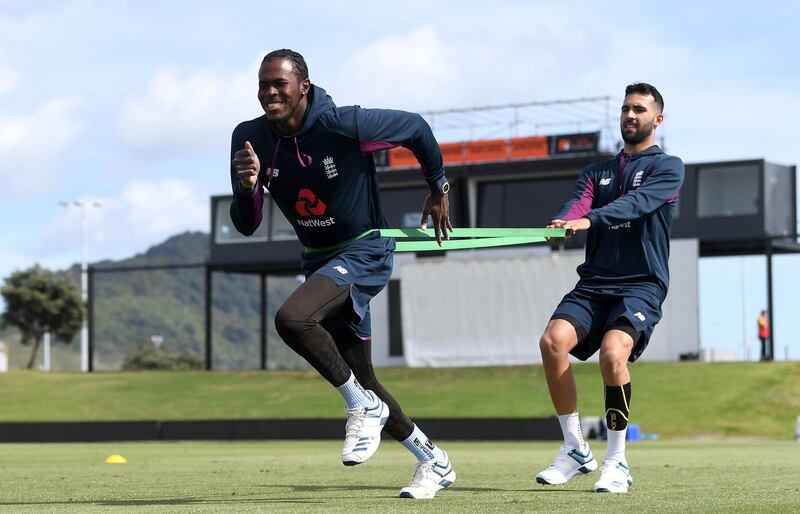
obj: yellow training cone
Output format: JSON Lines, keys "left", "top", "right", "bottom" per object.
{"left": 105, "top": 454, "right": 127, "bottom": 464}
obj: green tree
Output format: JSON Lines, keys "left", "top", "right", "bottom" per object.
{"left": 0, "top": 266, "right": 84, "bottom": 368}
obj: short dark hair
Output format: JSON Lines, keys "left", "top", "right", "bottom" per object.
{"left": 262, "top": 49, "right": 309, "bottom": 81}
{"left": 625, "top": 82, "right": 664, "bottom": 112}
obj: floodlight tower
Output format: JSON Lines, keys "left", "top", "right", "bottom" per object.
{"left": 59, "top": 200, "right": 102, "bottom": 372}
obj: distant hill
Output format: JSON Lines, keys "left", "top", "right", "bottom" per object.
{"left": 2, "top": 232, "right": 307, "bottom": 371}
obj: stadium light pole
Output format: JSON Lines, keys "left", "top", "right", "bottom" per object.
{"left": 59, "top": 200, "right": 103, "bottom": 372}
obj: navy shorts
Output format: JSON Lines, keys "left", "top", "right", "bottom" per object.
{"left": 301, "top": 232, "right": 395, "bottom": 340}
{"left": 551, "top": 281, "right": 665, "bottom": 362}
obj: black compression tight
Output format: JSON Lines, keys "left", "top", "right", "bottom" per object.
{"left": 274, "top": 274, "right": 414, "bottom": 441}
{"left": 275, "top": 275, "right": 353, "bottom": 385}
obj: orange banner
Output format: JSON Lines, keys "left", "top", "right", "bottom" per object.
{"left": 440, "top": 142, "right": 465, "bottom": 165}
{"left": 510, "top": 136, "right": 549, "bottom": 160}
{"left": 464, "top": 139, "right": 507, "bottom": 163}
{"left": 387, "top": 135, "right": 552, "bottom": 168}
{"left": 388, "top": 143, "right": 466, "bottom": 168}
{"left": 387, "top": 147, "right": 418, "bottom": 168}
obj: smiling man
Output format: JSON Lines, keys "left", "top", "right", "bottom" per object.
{"left": 534, "top": 83, "right": 685, "bottom": 493}
{"left": 229, "top": 49, "right": 454, "bottom": 499}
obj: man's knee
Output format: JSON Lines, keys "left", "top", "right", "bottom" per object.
{"left": 599, "top": 335, "right": 633, "bottom": 375}
{"left": 275, "top": 304, "right": 316, "bottom": 342}
{"left": 539, "top": 320, "right": 578, "bottom": 357}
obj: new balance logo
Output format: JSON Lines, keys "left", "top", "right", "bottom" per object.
{"left": 323, "top": 156, "right": 338, "bottom": 179}
{"left": 267, "top": 167, "right": 279, "bottom": 179}
{"left": 632, "top": 170, "right": 644, "bottom": 187}
{"left": 600, "top": 177, "right": 611, "bottom": 186}
{"left": 634, "top": 312, "right": 646, "bottom": 321}
{"left": 333, "top": 265, "right": 348, "bottom": 275}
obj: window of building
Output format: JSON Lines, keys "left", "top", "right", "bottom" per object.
{"left": 696, "top": 165, "right": 759, "bottom": 217}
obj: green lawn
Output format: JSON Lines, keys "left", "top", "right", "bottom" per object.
{"left": 0, "top": 440, "right": 798, "bottom": 513}
{"left": 0, "top": 361, "right": 799, "bottom": 438}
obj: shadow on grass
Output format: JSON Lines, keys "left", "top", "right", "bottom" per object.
{"left": 262, "top": 483, "right": 591, "bottom": 494}
{"left": 0, "top": 485, "right": 596, "bottom": 507}
{"left": 0, "top": 497, "right": 325, "bottom": 507}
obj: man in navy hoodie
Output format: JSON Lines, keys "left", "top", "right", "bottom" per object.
{"left": 230, "top": 49, "right": 454, "bottom": 499}
{"left": 534, "top": 83, "right": 684, "bottom": 493}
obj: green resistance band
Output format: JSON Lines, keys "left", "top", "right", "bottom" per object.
{"left": 379, "top": 227, "right": 567, "bottom": 252}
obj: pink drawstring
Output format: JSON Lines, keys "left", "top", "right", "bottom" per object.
{"left": 267, "top": 136, "right": 313, "bottom": 189}
{"left": 618, "top": 153, "right": 627, "bottom": 197}
{"left": 294, "top": 136, "right": 312, "bottom": 167}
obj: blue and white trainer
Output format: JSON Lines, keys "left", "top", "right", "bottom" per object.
{"left": 399, "top": 451, "right": 456, "bottom": 499}
{"left": 341, "top": 391, "right": 389, "bottom": 466}
{"left": 594, "top": 460, "right": 633, "bottom": 493}
{"left": 535, "top": 443, "right": 598, "bottom": 485}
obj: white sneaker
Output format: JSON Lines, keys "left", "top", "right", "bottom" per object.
{"left": 594, "top": 460, "right": 633, "bottom": 493}
{"left": 535, "top": 443, "right": 598, "bottom": 485}
{"left": 399, "top": 452, "right": 456, "bottom": 499}
{"left": 341, "top": 392, "right": 389, "bottom": 466}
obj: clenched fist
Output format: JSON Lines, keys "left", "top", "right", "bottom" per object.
{"left": 233, "top": 141, "right": 260, "bottom": 190}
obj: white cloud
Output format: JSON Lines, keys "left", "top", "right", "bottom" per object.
{"left": 0, "top": 59, "right": 20, "bottom": 95}
{"left": 115, "top": 179, "right": 208, "bottom": 241}
{"left": 116, "top": 63, "right": 260, "bottom": 157}
{"left": 323, "top": 23, "right": 624, "bottom": 142}
{"left": 17, "top": 178, "right": 209, "bottom": 277}
{"left": 331, "top": 26, "right": 460, "bottom": 110}
{"left": 326, "top": 20, "right": 797, "bottom": 170}
{"left": 326, "top": 22, "right": 629, "bottom": 117}
{"left": 0, "top": 97, "right": 82, "bottom": 198}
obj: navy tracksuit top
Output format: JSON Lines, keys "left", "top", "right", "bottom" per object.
{"left": 555, "top": 145, "right": 685, "bottom": 295}
{"left": 229, "top": 85, "right": 447, "bottom": 250}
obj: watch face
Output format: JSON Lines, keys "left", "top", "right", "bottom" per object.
{"left": 440, "top": 182, "right": 450, "bottom": 194}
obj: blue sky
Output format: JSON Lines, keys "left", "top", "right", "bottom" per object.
{"left": 0, "top": 1, "right": 798, "bottom": 359}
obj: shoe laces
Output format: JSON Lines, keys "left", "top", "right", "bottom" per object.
{"left": 550, "top": 444, "right": 572, "bottom": 467}
{"left": 599, "top": 460, "right": 626, "bottom": 476}
{"left": 344, "top": 405, "right": 366, "bottom": 437}
{"left": 407, "top": 461, "right": 435, "bottom": 488}
{"left": 548, "top": 444, "right": 576, "bottom": 470}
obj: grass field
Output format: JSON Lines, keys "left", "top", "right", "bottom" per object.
{"left": 1, "top": 361, "right": 799, "bottom": 439}
{"left": 0, "top": 440, "right": 798, "bottom": 513}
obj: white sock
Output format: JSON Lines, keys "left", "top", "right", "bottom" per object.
{"left": 605, "top": 428, "right": 627, "bottom": 463}
{"left": 558, "top": 412, "right": 585, "bottom": 448}
{"left": 401, "top": 424, "right": 447, "bottom": 463}
{"left": 335, "top": 372, "right": 375, "bottom": 410}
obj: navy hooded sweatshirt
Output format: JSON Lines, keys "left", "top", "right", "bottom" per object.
{"left": 229, "top": 85, "right": 447, "bottom": 251}
{"left": 554, "top": 145, "right": 685, "bottom": 295}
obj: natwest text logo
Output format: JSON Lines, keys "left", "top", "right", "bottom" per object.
{"left": 295, "top": 188, "right": 326, "bottom": 217}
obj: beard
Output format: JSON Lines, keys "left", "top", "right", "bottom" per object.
{"left": 621, "top": 122, "right": 654, "bottom": 145}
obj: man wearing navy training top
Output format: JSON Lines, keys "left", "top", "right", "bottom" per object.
{"left": 229, "top": 49, "right": 455, "bottom": 499}
{"left": 534, "top": 83, "right": 684, "bottom": 494}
